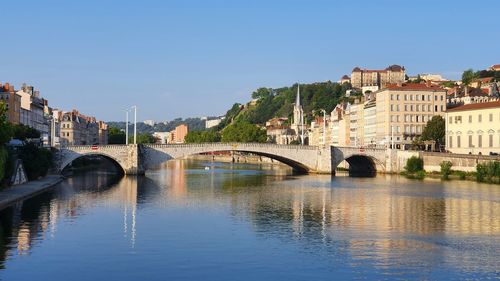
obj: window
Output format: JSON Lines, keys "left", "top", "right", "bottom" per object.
{"left": 469, "top": 135, "right": 473, "bottom": 147}
{"left": 391, "top": 105, "right": 394, "bottom": 111}
{"left": 404, "top": 95, "right": 407, "bottom": 101}
{"left": 391, "top": 94, "right": 394, "bottom": 100}
{"left": 441, "top": 105, "right": 444, "bottom": 112}
{"left": 410, "top": 95, "right": 413, "bottom": 101}
{"left": 422, "top": 95, "right": 425, "bottom": 100}
{"left": 396, "top": 105, "right": 400, "bottom": 111}
{"left": 440, "top": 95, "right": 443, "bottom": 101}
{"left": 427, "top": 95, "right": 431, "bottom": 101}
{"left": 396, "top": 115, "right": 400, "bottom": 122}
{"left": 435, "top": 95, "right": 438, "bottom": 101}
{"left": 435, "top": 105, "right": 438, "bottom": 112}
{"left": 397, "top": 94, "right": 400, "bottom": 100}
{"left": 457, "top": 135, "right": 461, "bottom": 148}
{"left": 478, "top": 135, "right": 482, "bottom": 148}
{"left": 490, "top": 114, "right": 493, "bottom": 122}
{"left": 416, "top": 105, "right": 420, "bottom": 112}
{"left": 449, "top": 117, "right": 452, "bottom": 124}
{"left": 410, "top": 105, "right": 413, "bottom": 111}
{"left": 416, "top": 116, "right": 419, "bottom": 122}
{"left": 428, "top": 105, "right": 431, "bottom": 111}
{"left": 416, "top": 95, "right": 420, "bottom": 101}
{"left": 455, "top": 116, "right": 462, "bottom": 123}
{"left": 478, "top": 114, "right": 482, "bottom": 122}
{"left": 490, "top": 134, "right": 494, "bottom": 147}
{"left": 449, "top": 136, "right": 453, "bottom": 148}
{"left": 468, "top": 115, "right": 472, "bottom": 123}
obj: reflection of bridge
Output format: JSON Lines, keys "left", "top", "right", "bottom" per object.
{"left": 56, "top": 143, "right": 389, "bottom": 175}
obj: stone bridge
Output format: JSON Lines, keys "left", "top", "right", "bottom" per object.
{"left": 55, "top": 143, "right": 389, "bottom": 175}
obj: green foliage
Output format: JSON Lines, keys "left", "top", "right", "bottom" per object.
{"left": 128, "top": 133, "right": 156, "bottom": 144}
{"left": 0, "top": 102, "right": 13, "bottom": 145}
{"left": 476, "top": 161, "right": 500, "bottom": 184}
{"left": 475, "top": 69, "right": 500, "bottom": 80}
{"left": 12, "top": 124, "right": 40, "bottom": 140}
{"left": 231, "top": 82, "right": 350, "bottom": 126}
{"left": 405, "top": 156, "right": 424, "bottom": 173}
{"left": 108, "top": 127, "right": 126, "bottom": 144}
{"left": 107, "top": 117, "right": 206, "bottom": 135}
{"left": 221, "top": 121, "right": 267, "bottom": 143}
{"left": 18, "top": 143, "right": 52, "bottom": 180}
{"left": 421, "top": 116, "right": 445, "bottom": 148}
{"left": 414, "top": 170, "right": 426, "bottom": 180}
{"left": 440, "top": 161, "right": 453, "bottom": 180}
{"left": 441, "top": 81, "right": 457, "bottom": 88}
{"left": 462, "top": 69, "right": 478, "bottom": 86}
{"left": 217, "top": 103, "right": 243, "bottom": 129}
{"left": 0, "top": 147, "right": 8, "bottom": 183}
{"left": 185, "top": 130, "right": 221, "bottom": 143}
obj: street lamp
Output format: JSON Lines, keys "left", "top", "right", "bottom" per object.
{"left": 131, "top": 105, "right": 137, "bottom": 145}
{"left": 125, "top": 109, "right": 129, "bottom": 145}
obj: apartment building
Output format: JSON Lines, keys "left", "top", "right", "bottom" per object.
{"left": 445, "top": 101, "right": 500, "bottom": 155}
{"left": 0, "top": 83, "right": 21, "bottom": 124}
{"left": 351, "top": 65, "right": 406, "bottom": 89}
{"left": 59, "top": 110, "right": 108, "bottom": 146}
{"left": 375, "top": 84, "right": 447, "bottom": 148}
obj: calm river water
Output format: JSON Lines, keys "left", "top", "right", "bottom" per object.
{"left": 0, "top": 160, "right": 499, "bottom": 280}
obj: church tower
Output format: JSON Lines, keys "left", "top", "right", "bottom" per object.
{"left": 292, "top": 84, "right": 305, "bottom": 144}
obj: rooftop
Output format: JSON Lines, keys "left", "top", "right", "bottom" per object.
{"left": 446, "top": 101, "right": 500, "bottom": 112}
{"left": 381, "top": 83, "right": 446, "bottom": 92}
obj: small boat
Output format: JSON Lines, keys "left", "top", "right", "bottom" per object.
{"left": 204, "top": 166, "right": 210, "bottom": 170}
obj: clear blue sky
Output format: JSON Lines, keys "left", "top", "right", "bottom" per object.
{"left": 1, "top": 0, "right": 498, "bottom": 122}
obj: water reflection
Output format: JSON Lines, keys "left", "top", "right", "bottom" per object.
{"left": 0, "top": 160, "right": 499, "bottom": 279}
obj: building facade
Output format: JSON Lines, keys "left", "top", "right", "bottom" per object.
{"left": 0, "top": 83, "right": 21, "bottom": 124}
{"left": 445, "top": 101, "right": 500, "bottom": 155}
{"left": 59, "top": 110, "right": 108, "bottom": 146}
{"left": 375, "top": 84, "right": 447, "bottom": 148}
{"left": 351, "top": 65, "right": 406, "bottom": 89}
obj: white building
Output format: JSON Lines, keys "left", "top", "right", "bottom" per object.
{"left": 205, "top": 117, "right": 224, "bottom": 129}
{"left": 152, "top": 131, "right": 171, "bottom": 144}
{"left": 144, "top": 119, "right": 156, "bottom": 127}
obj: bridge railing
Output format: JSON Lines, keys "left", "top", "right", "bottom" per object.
{"left": 144, "top": 143, "right": 320, "bottom": 150}
{"left": 60, "top": 145, "right": 128, "bottom": 150}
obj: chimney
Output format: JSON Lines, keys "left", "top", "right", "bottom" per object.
{"left": 426, "top": 80, "right": 432, "bottom": 87}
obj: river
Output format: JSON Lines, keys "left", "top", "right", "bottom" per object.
{"left": 0, "top": 160, "right": 499, "bottom": 280}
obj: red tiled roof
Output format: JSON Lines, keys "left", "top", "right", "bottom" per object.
{"left": 383, "top": 83, "right": 445, "bottom": 91}
{"left": 446, "top": 101, "right": 500, "bottom": 112}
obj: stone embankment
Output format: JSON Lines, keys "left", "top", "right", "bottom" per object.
{"left": 0, "top": 175, "right": 64, "bottom": 211}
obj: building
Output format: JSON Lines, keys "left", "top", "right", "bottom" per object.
{"left": 445, "top": 101, "right": 500, "bottom": 155}
{"left": 338, "top": 75, "right": 350, "bottom": 84}
{"left": 351, "top": 65, "right": 406, "bottom": 89}
{"left": 309, "top": 116, "right": 331, "bottom": 146}
{"left": 266, "top": 117, "right": 297, "bottom": 145}
{"left": 363, "top": 97, "right": 377, "bottom": 146}
{"left": 59, "top": 110, "right": 108, "bottom": 146}
{"left": 375, "top": 83, "right": 447, "bottom": 149}
{"left": 291, "top": 84, "right": 307, "bottom": 144}
{"left": 16, "top": 84, "right": 50, "bottom": 142}
{"left": 0, "top": 83, "right": 21, "bottom": 124}
{"left": 152, "top": 131, "right": 171, "bottom": 144}
{"left": 205, "top": 117, "right": 224, "bottom": 129}
{"left": 488, "top": 64, "right": 500, "bottom": 71}
{"left": 171, "top": 124, "right": 188, "bottom": 144}
{"left": 143, "top": 119, "right": 156, "bottom": 127}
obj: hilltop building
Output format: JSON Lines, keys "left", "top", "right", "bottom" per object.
{"left": 351, "top": 65, "right": 406, "bottom": 89}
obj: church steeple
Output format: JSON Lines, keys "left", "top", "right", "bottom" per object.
{"left": 295, "top": 84, "right": 301, "bottom": 107}
{"left": 292, "top": 83, "right": 305, "bottom": 145}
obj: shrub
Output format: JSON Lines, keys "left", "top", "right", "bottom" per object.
{"left": 476, "top": 161, "right": 500, "bottom": 184}
{"left": 440, "top": 161, "right": 453, "bottom": 180}
{"left": 405, "top": 156, "right": 424, "bottom": 173}
{"left": 457, "top": 171, "right": 466, "bottom": 180}
{"left": 415, "top": 170, "right": 426, "bottom": 180}
{"left": 18, "top": 143, "right": 53, "bottom": 180}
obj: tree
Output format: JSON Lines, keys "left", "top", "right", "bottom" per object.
{"left": 462, "top": 69, "right": 477, "bottom": 87}
{"left": 421, "top": 116, "right": 445, "bottom": 149}
{"left": 128, "top": 133, "right": 156, "bottom": 144}
{"left": 221, "top": 121, "right": 267, "bottom": 143}
{"left": 251, "top": 88, "right": 273, "bottom": 100}
{"left": 108, "top": 127, "right": 126, "bottom": 144}
{"left": 185, "top": 130, "right": 221, "bottom": 143}
{"left": 12, "top": 124, "right": 40, "bottom": 140}
{"left": 0, "top": 102, "right": 13, "bottom": 144}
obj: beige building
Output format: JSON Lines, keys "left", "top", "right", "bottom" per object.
{"left": 0, "top": 83, "right": 21, "bottom": 124}
{"left": 169, "top": 124, "right": 188, "bottom": 144}
{"left": 266, "top": 117, "right": 298, "bottom": 145}
{"left": 445, "top": 101, "right": 500, "bottom": 155}
{"left": 375, "top": 84, "right": 447, "bottom": 148}
{"left": 351, "top": 65, "right": 406, "bottom": 89}
{"left": 309, "top": 116, "right": 331, "bottom": 146}
{"left": 59, "top": 110, "right": 108, "bottom": 146}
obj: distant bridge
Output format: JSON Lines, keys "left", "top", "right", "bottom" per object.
{"left": 55, "top": 143, "right": 389, "bottom": 175}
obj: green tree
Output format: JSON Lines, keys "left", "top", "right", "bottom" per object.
{"left": 185, "top": 130, "right": 221, "bottom": 143}
{"left": 462, "top": 69, "right": 477, "bottom": 87}
{"left": 18, "top": 143, "right": 52, "bottom": 180}
{"left": 421, "top": 116, "right": 445, "bottom": 149}
{"left": 108, "top": 127, "right": 126, "bottom": 144}
{"left": 12, "top": 124, "right": 40, "bottom": 140}
{"left": 251, "top": 87, "right": 273, "bottom": 100}
{"left": 221, "top": 121, "right": 267, "bottom": 143}
{"left": 128, "top": 133, "right": 156, "bottom": 144}
{"left": 0, "top": 102, "right": 13, "bottom": 144}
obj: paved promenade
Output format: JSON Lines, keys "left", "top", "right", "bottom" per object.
{"left": 0, "top": 175, "right": 64, "bottom": 211}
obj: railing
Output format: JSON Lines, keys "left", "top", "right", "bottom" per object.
{"left": 144, "top": 143, "right": 320, "bottom": 150}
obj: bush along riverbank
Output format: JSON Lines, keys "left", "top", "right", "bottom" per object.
{"left": 401, "top": 156, "right": 500, "bottom": 184}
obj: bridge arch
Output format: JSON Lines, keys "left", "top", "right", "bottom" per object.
{"left": 343, "top": 154, "right": 383, "bottom": 177}
{"left": 141, "top": 143, "right": 328, "bottom": 173}
{"left": 59, "top": 150, "right": 127, "bottom": 174}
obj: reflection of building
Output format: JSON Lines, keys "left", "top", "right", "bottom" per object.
{"left": 445, "top": 101, "right": 500, "bottom": 155}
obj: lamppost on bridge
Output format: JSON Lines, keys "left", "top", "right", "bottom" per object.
{"left": 131, "top": 105, "right": 137, "bottom": 145}
{"left": 125, "top": 109, "right": 129, "bottom": 145}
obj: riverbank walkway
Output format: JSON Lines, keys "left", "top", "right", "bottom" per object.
{"left": 0, "top": 175, "right": 64, "bottom": 211}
